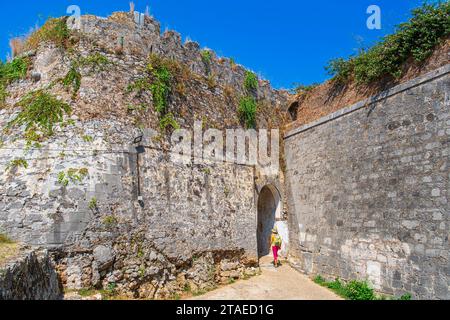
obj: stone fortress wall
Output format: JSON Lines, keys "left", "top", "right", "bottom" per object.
{"left": 0, "top": 12, "right": 288, "bottom": 298}
{"left": 284, "top": 65, "right": 450, "bottom": 300}
{"left": 0, "top": 10, "right": 447, "bottom": 300}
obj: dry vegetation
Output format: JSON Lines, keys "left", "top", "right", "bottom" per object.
{"left": 0, "top": 234, "right": 19, "bottom": 267}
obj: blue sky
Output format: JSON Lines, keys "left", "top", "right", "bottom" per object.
{"left": 0, "top": 0, "right": 435, "bottom": 88}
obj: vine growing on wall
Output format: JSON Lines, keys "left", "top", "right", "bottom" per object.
{"left": 62, "top": 52, "right": 112, "bottom": 99}
{"left": 238, "top": 71, "right": 259, "bottom": 128}
{"left": 127, "top": 54, "right": 182, "bottom": 132}
{"left": 0, "top": 57, "right": 30, "bottom": 106}
{"left": 6, "top": 89, "right": 72, "bottom": 149}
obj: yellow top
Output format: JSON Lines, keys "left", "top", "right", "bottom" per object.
{"left": 271, "top": 234, "right": 281, "bottom": 246}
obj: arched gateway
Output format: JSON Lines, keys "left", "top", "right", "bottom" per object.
{"left": 257, "top": 185, "right": 282, "bottom": 258}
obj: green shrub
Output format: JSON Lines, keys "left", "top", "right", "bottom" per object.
{"left": 150, "top": 64, "right": 172, "bottom": 114}
{"left": 128, "top": 54, "right": 181, "bottom": 130}
{"left": 103, "top": 215, "right": 118, "bottom": 228}
{"left": 0, "top": 57, "right": 30, "bottom": 105}
{"left": 23, "top": 127, "right": 43, "bottom": 149}
{"left": 0, "top": 57, "right": 29, "bottom": 83}
{"left": 345, "top": 280, "right": 376, "bottom": 300}
{"left": 159, "top": 113, "right": 180, "bottom": 131}
{"left": 201, "top": 50, "right": 212, "bottom": 65}
{"left": 62, "top": 53, "right": 110, "bottom": 99}
{"left": 82, "top": 135, "right": 93, "bottom": 143}
{"left": 57, "top": 168, "right": 88, "bottom": 187}
{"left": 9, "top": 90, "right": 71, "bottom": 136}
{"left": 244, "top": 71, "right": 258, "bottom": 92}
{"left": 315, "top": 276, "right": 414, "bottom": 300}
{"left": 326, "top": 2, "right": 450, "bottom": 84}
{"left": 315, "top": 276, "right": 375, "bottom": 300}
{"left": 313, "top": 275, "right": 326, "bottom": 285}
{"left": 62, "top": 64, "right": 81, "bottom": 99}
{"left": 238, "top": 96, "right": 257, "bottom": 128}
{"left": 79, "top": 53, "right": 111, "bottom": 71}
{"left": 400, "top": 293, "right": 412, "bottom": 300}
{"left": 6, "top": 158, "right": 28, "bottom": 172}
{"left": 58, "top": 171, "right": 69, "bottom": 187}
{"left": 88, "top": 197, "right": 98, "bottom": 210}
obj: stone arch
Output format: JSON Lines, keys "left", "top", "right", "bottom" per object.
{"left": 257, "top": 184, "right": 282, "bottom": 258}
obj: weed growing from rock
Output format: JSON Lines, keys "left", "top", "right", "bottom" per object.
{"left": 9, "top": 90, "right": 71, "bottom": 136}
{"left": 238, "top": 96, "right": 257, "bottom": 129}
{"left": 314, "top": 275, "right": 413, "bottom": 300}
{"left": 5, "top": 158, "right": 28, "bottom": 172}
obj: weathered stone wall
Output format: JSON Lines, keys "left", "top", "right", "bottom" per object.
{"left": 0, "top": 249, "right": 62, "bottom": 300}
{"left": 0, "top": 12, "right": 288, "bottom": 298}
{"left": 0, "top": 117, "right": 259, "bottom": 298}
{"left": 284, "top": 65, "right": 450, "bottom": 300}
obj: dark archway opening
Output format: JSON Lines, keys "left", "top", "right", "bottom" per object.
{"left": 288, "top": 101, "right": 299, "bottom": 121}
{"left": 257, "top": 186, "right": 279, "bottom": 258}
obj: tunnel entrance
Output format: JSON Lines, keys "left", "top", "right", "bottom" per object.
{"left": 257, "top": 185, "right": 281, "bottom": 258}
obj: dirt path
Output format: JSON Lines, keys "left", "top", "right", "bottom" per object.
{"left": 190, "top": 257, "right": 342, "bottom": 300}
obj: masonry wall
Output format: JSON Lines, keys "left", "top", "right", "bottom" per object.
{"left": 0, "top": 116, "right": 258, "bottom": 298}
{"left": 284, "top": 65, "right": 450, "bottom": 300}
{"left": 0, "top": 12, "right": 288, "bottom": 298}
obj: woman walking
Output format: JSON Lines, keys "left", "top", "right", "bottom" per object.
{"left": 270, "top": 228, "right": 282, "bottom": 267}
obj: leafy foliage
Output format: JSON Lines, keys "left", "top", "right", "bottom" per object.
{"left": 314, "top": 275, "right": 413, "bottom": 300}
{"left": 79, "top": 53, "right": 111, "bottom": 71}
{"left": 5, "top": 158, "right": 28, "bottom": 172}
{"left": 62, "top": 64, "right": 81, "bottom": 99}
{"left": 159, "top": 113, "right": 180, "bottom": 131}
{"left": 88, "top": 197, "right": 98, "bottom": 210}
{"left": 128, "top": 54, "right": 183, "bottom": 132}
{"left": 9, "top": 90, "right": 71, "bottom": 136}
{"left": 0, "top": 57, "right": 30, "bottom": 105}
{"left": 400, "top": 293, "right": 412, "bottom": 300}
{"left": 201, "top": 50, "right": 213, "bottom": 65}
{"left": 149, "top": 59, "right": 172, "bottom": 114}
{"left": 57, "top": 168, "right": 89, "bottom": 187}
{"left": 244, "top": 71, "right": 258, "bottom": 92}
{"left": 103, "top": 216, "right": 118, "bottom": 228}
{"left": 0, "top": 57, "right": 29, "bottom": 82}
{"left": 62, "top": 53, "right": 111, "bottom": 99}
{"left": 238, "top": 96, "right": 257, "bottom": 129}
{"left": 326, "top": 2, "right": 450, "bottom": 84}
{"left": 345, "top": 280, "right": 376, "bottom": 300}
